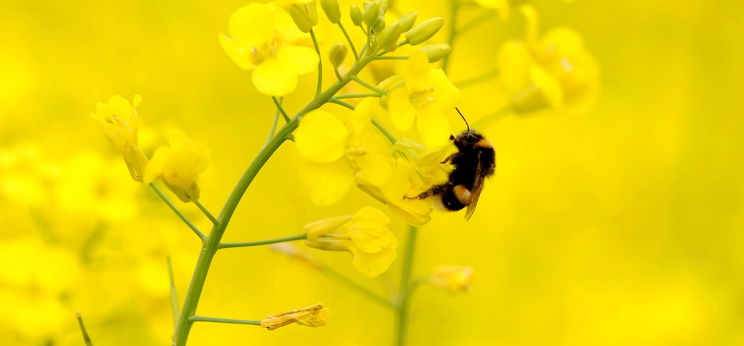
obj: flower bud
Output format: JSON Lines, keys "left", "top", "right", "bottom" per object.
{"left": 329, "top": 42, "right": 348, "bottom": 67}
{"left": 350, "top": 5, "right": 363, "bottom": 26}
{"left": 363, "top": 1, "right": 381, "bottom": 28}
{"left": 320, "top": 0, "right": 341, "bottom": 23}
{"left": 419, "top": 43, "right": 451, "bottom": 62}
{"left": 285, "top": 1, "right": 318, "bottom": 33}
{"left": 372, "top": 16, "right": 385, "bottom": 33}
{"left": 405, "top": 17, "right": 444, "bottom": 45}
{"left": 397, "top": 12, "right": 417, "bottom": 32}
{"left": 377, "top": 22, "right": 402, "bottom": 52}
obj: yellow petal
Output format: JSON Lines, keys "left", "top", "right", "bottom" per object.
{"left": 228, "top": 3, "right": 275, "bottom": 47}
{"left": 416, "top": 109, "right": 450, "bottom": 148}
{"left": 541, "top": 27, "right": 585, "bottom": 58}
{"left": 252, "top": 57, "right": 299, "bottom": 96}
{"left": 299, "top": 160, "right": 353, "bottom": 206}
{"left": 219, "top": 33, "right": 254, "bottom": 70}
{"left": 428, "top": 69, "right": 461, "bottom": 110}
{"left": 530, "top": 65, "right": 564, "bottom": 108}
{"left": 351, "top": 246, "right": 397, "bottom": 277}
{"left": 348, "top": 206, "right": 393, "bottom": 254}
{"left": 276, "top": 45, "right": 319, "bottom": 75}
{"left": 388, "top": 88, "right": 416, "bottom": 132}
{"left": 498, "top": 40, "right": 532, "bottom": 89}
{"left": 294, "top": 110, "right": 349, "bottom": 163}
{"left": 401, "top": 51, "right": 430, "bottom": 92}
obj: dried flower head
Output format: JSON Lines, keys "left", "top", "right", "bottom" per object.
{"left": 260, "top": 303, "right": 329, "bottom": 330}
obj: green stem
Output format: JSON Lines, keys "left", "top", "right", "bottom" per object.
{"left": 75, "top": 312, "right": 94, "bottom": 346}
{"left": 150, "top": 184, "right": 206, "bottom": 242}
{"left": 455, "top": 68, "right": 499, "bottom": 89}
{"left": 167, "top": 257, "right": 180, "bottom": 329}
{"left": 441, "top": 0, "right": 460, "bottom": 72}
{"left": 272, "top": 96, "right": 290, "bottom": 123}
{"left": 321, "top": 264, "right": 397, "bottom": 309}
{"left": 373, "top": 56, "right": 409, "bottom": 60}
{"left": 371, "top": 118, "right": 397, "bottom": 144}
{"left": 218, "top": 234, "right": 307, "bottom": 249}
{"left": 265, "top": 97, "right": 282, "bottom": 145}
{"left": 395, "top": 225, "right": 419, "bottom": 346}
{"left": 338, "top": 22, "right": 359, "bottom": 60}
{"left": 335, "top": 93, "right": 382, "bottom": 99}
{"left": 352, "top": 76, "right": 387, "bottom": 95}
{"left": 329, "top": 98, "right": 355, "bottom": 110}
{"left": 310, "top": 29, "right": 323, "bottom": 96}
{"left": 194, "top": 200, "right": 217, "bottom": 225}
{"left": 173, "top": 55, "right": 377, "bottom": 346}
{"left": 191, "top": 316, "right": 262, "bottom": 326}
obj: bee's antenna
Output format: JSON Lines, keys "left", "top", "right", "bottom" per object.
{"left": 455, "top": 107, "right": 470, "bottom": 131}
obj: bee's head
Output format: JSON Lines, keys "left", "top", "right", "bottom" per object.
{"left": 452, "top": 130, "right": 483, "bottom": 149}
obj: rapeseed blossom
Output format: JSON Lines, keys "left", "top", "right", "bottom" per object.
{"left": 294, "top": 103, "right": 393, "bottom": 205}
{"left": 429, "top": 265, "right": 475, "bottom": 293}
{"left": 498, "top": 5, "right": 599, "bottom": 113}
{"left": 260, "top": 303, "right": 329, "bottom": 330}
{"left": 305, "top": 206, "right": 397, "bottom": 277}
{"left": 144, "top": 133, "right": 210, "bottom": 202}
{"left": 219, "top": 2, "right": 319, "bottom": 96}
{"left": 381, "top": 51, "right": 461, "bottom": 148}
{"left": 90, "top": 94, "right": 149, "bottom": 181}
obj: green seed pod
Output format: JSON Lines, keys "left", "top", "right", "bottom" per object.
{"left": 419, "top": 43, "right": 451, "bottom": 62}
{"left": 377, "top": 22, "right": 402, "bottom": 52}
{"left": 405, "top": 17, "right": 444, "bottom": 45}
{"left": 350, "top": 5, "right": 363, "bottom": 26}
{"left": 397, "top": 12, "right": 417, "bottom": 32}
{"left": 363, "top": 1, "right": 381, "bottom": 28}
{"left": 320, "top": 0, "right": 341, "bottom": 23}
{"left": 329, "top": 43, "right": 348, "bottom": 67}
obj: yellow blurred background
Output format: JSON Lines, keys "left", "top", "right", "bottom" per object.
{"left": 2, "top": 0, "right": 743, "bottom": 345}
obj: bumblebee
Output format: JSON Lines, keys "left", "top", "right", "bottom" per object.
{"left": 412, "top": 108, "right": 495, "bottom": 220}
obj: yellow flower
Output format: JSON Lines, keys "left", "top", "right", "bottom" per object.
{"left": 498, "top": 5, "right": 599, "bottom": 113}
{"left": 260, "top": 303, "right": 329, "bottom": 330}
{"left": 144, "top": 133, "right": 210, "bottom": 202}
{"left": 356, "top": 137, "right": 451, "bottom": 226}
{"left": 90, "top": 94, "right": 149, "bottom": 181}
{"left": 381, "top": 51, "right": 461, "bottom": 148}
{"left": 294, "top": 101, "right": 394, "bottom": 206}
{"left": 429, "top": 265, "right": 475, "bottom": 293}
{"left": 219, "top": 2, "right": 319, "bottom": 96}
{"left": 305, "top": 206, "right": 397, "bottom": 277}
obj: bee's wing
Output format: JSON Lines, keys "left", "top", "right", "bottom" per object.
{"left": 464, "top": 152, "right": 486, "bottom": 220}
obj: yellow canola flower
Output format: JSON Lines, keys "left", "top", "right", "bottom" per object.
{"left": 305, "top": 206, "right": 397, "bottom": 277}
{"left": 260, "top": 303, "right": 329, "bottom": 330}
{"left": 294, "top": 101, "right": 394, "bottom": 206}
{"left": 381, "top": 51, "right": 461, "bottom": 148}
{"left": 144, "top": 133, "right": 210, "bottom": 202}
{"left": 90, "top": 94, "right": 149, "bottom": 181}
{"left": 498, "top": 5, "right": 599, "bottom": 113}
{"left": 219, "top": 2, "right": 319, "bottom": 96}
{"left": 356, "top": 137, "right": 451, "bottom": 226}
{"left": 429, "top": 265, "right": 475, "bottom": 293}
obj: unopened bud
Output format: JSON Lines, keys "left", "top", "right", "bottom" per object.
{"left": 363, "top": 2, "right": 381, "bottom": 28}
{"left": 405, "top": 17, "right": 444, "bottom": 45}
{"left": 373, "top": 16, "right": 385, "bottom": 33}
{"left": 285, "top": 1, "right": 318, "bottom": 33}
{"left": 378, "top": 22, "right": 402, "bottom": 52}
{"left": 329, "top": 43, "right": 348, "bottom": 67}
{"left": 320, "top": 0, "right": 341, "bottom": 23}
{"left": 419, "top": 43, "right": 451, "bottom": 62}
{"left": 350, "top": 5, "right": 363, "bottom": 26}
{"left": 397, "top": 12, "right": 417, "bottom": 32}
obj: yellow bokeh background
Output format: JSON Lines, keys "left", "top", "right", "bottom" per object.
{"left": 2, "top": 0, "right": 743, "bottom": 345}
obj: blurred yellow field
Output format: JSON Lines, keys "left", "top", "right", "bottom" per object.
{"left": 1, "top": 0, "right": 743, "bottom": 345}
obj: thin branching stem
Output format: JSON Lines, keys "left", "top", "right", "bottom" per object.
{"left": 194, "top": 200, "right": 217, "bottom": 225}
{"left": 149, "top": 184, "right": 206, "bottom": 242}
{"left": 329, "top": 98, "right": 355, "bottom": 110}
{"left": 167, "top": 257, "right": 180, "bottom": 329}
{"left": 395, "top": 225, "right": 419, "bottom": 346}
{"left": 338, "top": 22, "right": 359, "bottom": 60}
{"left": 321, "top": 264, "right": 397, "bottom": 309}
{"left": 272, "top": 96, "right": 290, "bottom": 123}
{"left": 218, "top": 234, "right": 307, "bottom": 249}
{"left": 265, "top": 96, "right": 283, "bottom": 145}
{"left": 335, "top": 93, "right": 382, "bottom": 99}
{"left": 441, "top": 0, "right": 460, "bottom": 72}
{"left": 352, "top": 76, "right": 387, "bottom": 95}
{"left": 372, "top": 119, "right": 397, "bottom": 144}
{"left": 310, "top": 29, "right": 323, "bottom": 96}
{"left": 75, "top": 312, "right": 94, "bottom": 346}
{"left": 191, "top": 316, "right": 262, "bottom": 326}
{"left": 373, "top": 56, "right": 409, "bottom": 60}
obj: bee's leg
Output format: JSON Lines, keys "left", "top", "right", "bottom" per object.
{"left": 405, "top": 183, "right": 449, "bottom": 199}
{"left": 440, "top": 153, "right": 458, "bottom": 164}
{"left": 453, "top": 184, "right": 472, "bottom": 205}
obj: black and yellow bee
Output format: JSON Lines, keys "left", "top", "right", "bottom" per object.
{"left": 411, "top": 108, "right": 496, "bottom": 220}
